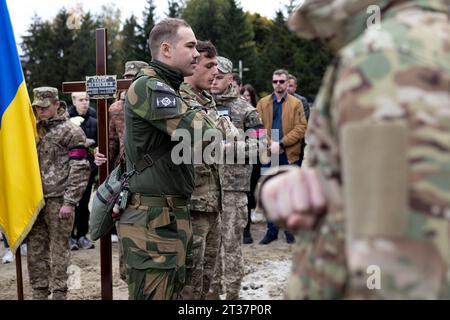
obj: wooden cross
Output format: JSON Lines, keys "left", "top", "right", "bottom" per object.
{"left": 62, "top": 28, "right": 132, "bottom": 300}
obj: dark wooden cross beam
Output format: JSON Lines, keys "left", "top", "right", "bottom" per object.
{"left": 62, "top": 28, "right": 131, "bottom": 300}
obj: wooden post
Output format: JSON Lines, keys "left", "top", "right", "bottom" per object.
{"left": 15, "top": 250, "right": 23, "bottom": 300}
{"left": 62, "top": 28, "right": 131, "bottom": 300}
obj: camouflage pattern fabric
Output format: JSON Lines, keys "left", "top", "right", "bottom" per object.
{"left": 36, "top": 105, "right": 90, "bottom": 204}
{"left": 178, "top": 83, "right": 222, "bottom": 299}
{"left": 285, "top": 0, "right": 450, "bottom": 299}
{"left": 207, "top": 87, "right": 262, "bottom": 299}
{"left": 108, "top": 99, "right": 125, "bottom": 167}
{"left": 118, "top": 204, "right": 192, "bottom": 300}
{"left": 27, "top": 198, "right": 75, "bottom": 300}
{"left": 28, "top": 101, "right": 89, "bottom": 300}
{"left": 209, "top": 191, "right": 248, "bottom": 300}
{"left": 214, "top": 86, "right": 265, "bottom": 192}
{"left": 180, "top": 83, "right": 221, "bottom": 213}
{"left": 120, "top": 62, "right": 219, "bottom": 299}
{"left": 180, "top": 211, "right": 221, "bottom": 299}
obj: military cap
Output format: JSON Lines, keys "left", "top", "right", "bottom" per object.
{"left": 32, "top": 87, "right": 59, "bottom": 108}
{"left": 217, "top": 56, "right": 233, "bottom": 74}
{"left": 123, "top": 60, "right": 149, "bottom": 77}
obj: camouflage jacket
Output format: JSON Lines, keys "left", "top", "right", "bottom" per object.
{"left": 180, "top": 82, "right": 221, "bottom": 212}
{"left": 123, "top": 61, "right": 218, "bottom": 199}
{"left": 108, "top": 99, "right": 125, "bottom": 167}
{"left": 214, "top": 87, "right": 265, "bottom": 192}
{"left": 285, "top": 0, "right": 450, "bottom": 299}
{"left": 37, "top": 106, "right": 90, "bottom": 206}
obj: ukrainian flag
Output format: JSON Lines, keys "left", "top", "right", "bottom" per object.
{"left": 0, "top": 0, "right": 44, "bottom": 254}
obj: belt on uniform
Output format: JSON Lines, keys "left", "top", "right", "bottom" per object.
{"left": 129, "top": 193, "right": 189, "bottom": 209}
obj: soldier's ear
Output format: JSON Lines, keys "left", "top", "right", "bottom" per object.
{"left": 161, "top": 42, "right": 171, "bottom": 59}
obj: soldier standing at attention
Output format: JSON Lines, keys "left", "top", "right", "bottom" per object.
{"left": 258, "top": 0, "right": 450, "bottom": 299}
{"left": 28, "top": 87, "right": 90, "bottom": 300}
{"left": 118, "top": 18, "right": 220, "bottom": 300}
{"left": 207, "top": 56, "right": 265, "bottom": 300}
{"left": 94, "top": 60, "right": 149, "bottom": 251}
{"left": 178, "top": 40, "right": 222, "bottom": 300}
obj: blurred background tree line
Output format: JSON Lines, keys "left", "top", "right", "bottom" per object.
{"left": 20, "top": 0, "right": 331, "bottom": 102}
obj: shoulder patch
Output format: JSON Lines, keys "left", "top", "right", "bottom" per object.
{"left": 155, "top": 94, "right": 177, "bottom": 109}
{"left": 148, "top": 79, "right": 176, "bottom": 94}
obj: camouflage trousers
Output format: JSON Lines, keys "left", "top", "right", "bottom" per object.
{"left": 209, "top": 191, "right": 248, "bottom": 300}
{"left": 118, "top": 204, "right": 193, "bottom": 300}
{"left": 27, "top": 197, "right": 74, "bottom": 299}
{"left": 180, "top": 210, "right": 221, "bottom": 300}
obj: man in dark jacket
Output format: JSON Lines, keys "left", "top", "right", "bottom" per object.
{"left": 67, "top": 92, "right": 97, "bottom": 250}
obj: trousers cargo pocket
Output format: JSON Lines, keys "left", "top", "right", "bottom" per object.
{"left": 146, "top": 207, "right": 179, "bottom": 254}
{"left": 127, "top": 247, "right": 178, "bottom": 270}
{"left": 126, "top": 247, "right": 178, "bottom": 300}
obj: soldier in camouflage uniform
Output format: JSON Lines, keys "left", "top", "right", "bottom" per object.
{"left": 178, "top": 40, "right": 222, "bottom": 300}
{"left": 28, "top": 87, "right": 90, "bottom": 300}
{"left": 117, "top": 18, "right": 221, "bottom": 300}
{"left": 258, "top": 0, "right": 450, "bottom": 299}
{"left": 208, "top": 56, "right": 265, "bottom": 300}
{"left": 94, "top": 60, "right": 149, "bottom": 280}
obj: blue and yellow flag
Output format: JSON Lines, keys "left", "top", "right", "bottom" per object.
{"left": 0, "top": 0, "right": 44, "bottom": 254}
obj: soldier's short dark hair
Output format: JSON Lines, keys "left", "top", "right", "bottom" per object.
{"left": 149, "top": 18, "right": 191, "bottom": 58}
{"left": 196, "top": 40, "right": 217, "bottom": 59}
{"left": 288, "top": 74, "right": 298, "bottom": 84}
{"left": 232, "top": 73, "right": 242, "bottom": 86}
{"left": 273, "top": 69, "right": 289, "bottom": 79}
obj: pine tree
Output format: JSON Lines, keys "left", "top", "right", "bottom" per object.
{"left": 50, "top": 9, "right": 75, "bottom": 88}
{"left": 167, "top": 0, "right": 184, "bottom": 18}
{"left": 21, "top": 15, "right": 54, "bottom": 93}
{"left": 120, "top": 15, "right": 143, "bottom": 65}
{"left": 138, "top": 0, "right": 156, "bottom": 61}
{"left": 96, "top": 4, "right": 122, "bottom": 76}
{"left": 217, "top": 0, "right": 256, "bottom": 83}
{"left": 183, "top": 0, "right": 226, "bottom": 44}
{"left": 67, "top": 12, "right": 98, "bottom": 83}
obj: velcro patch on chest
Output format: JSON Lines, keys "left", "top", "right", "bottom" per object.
{"left": 217, "top": 106, "right": 231, "bottom": 117}
{"left": 155, "top": 93, "right": 177, "bottom": 108}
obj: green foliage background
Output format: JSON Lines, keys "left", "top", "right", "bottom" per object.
{"left": 20, "top": 0, "right": 331, "bottom": 103}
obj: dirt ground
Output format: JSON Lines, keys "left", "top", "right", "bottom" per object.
{"left": 0, "top": 217, "right": 295, "bottom": 300}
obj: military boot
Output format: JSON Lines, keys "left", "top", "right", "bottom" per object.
{"left": 32, "top": 288, "right": 49, "bottom": 300}
{"left": 52, "top": 289, "right": 68, "bottom": 300}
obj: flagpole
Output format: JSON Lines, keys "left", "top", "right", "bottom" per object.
{"left": 15, "top": 250, "right": 24, "bottom": 300}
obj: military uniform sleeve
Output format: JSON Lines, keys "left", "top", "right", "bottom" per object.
{"left": 237, "top": 107, "right": 265, "bottom": 159}
{"left": 334, "top": 49, "right": 450, "bottom": 223}
{"left": 108, "top": 104, "right": 121, "bottom": 164}
{"left": 281, "top": 100, "right": 307, "bottom": 148}
{"left": 64, "top": 125, "right": 90, "bottom": 206}
{"left": 127, "top": 77, "right": 219, "bottom": 146}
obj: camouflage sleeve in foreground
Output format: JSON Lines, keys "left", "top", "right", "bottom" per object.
{"left": 293, "top": 8, "right": 450, "bottom": 299}
{"left": 64, "top": 124, "right": 91, "bottom": 206}
{"left": 254, "top": 165, "right": 300, "bottom": 216}
{"left": 126, "top": 77, "right": 218, "bottom": 147}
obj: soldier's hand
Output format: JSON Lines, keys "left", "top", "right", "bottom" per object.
{"left": 94, "top": 149, "right": 107, "bottom": 166}
{"left": 261, "top": 168, "right": 326, "bottom": 231}
{"left": 59, "top": 204, "right": 75, "bottom": 219}
{"left": 270, "top": 142, "right": 283, "bottom": 155}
